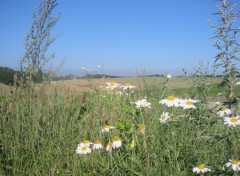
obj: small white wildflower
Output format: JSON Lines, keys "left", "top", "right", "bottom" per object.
{"left": 180, "top": 99, "right": 198, "bottom": 109}
{"left": 101, "top": 124, "right": 115, "bottom": 132}
{"left": 137, "top": 124, "right": 146, "bottom": 134}
{"left": 166, "top": 74, "right": 171, "bottom": 79}
{"left": 92, "top": 140, "right": 103, "bottom": 150}
{"left": 224, "top": 116, "right": 240, "bottom": 127}
{"left": 133, "top": 98, "right": 151, "bottom": 108}
{"left": 76, "top": 145, "right": 91, "bottom": 155}
{"left": 122, "top": 83, "right": 136, "bottom": 91}
{"left": 225, "top": 159, "right": 240, "bottom": 171}
{"left": 105, "top": 82, "right": 121, "bottom": 90}
{"left": 78, "top": 140, "right": 93, "bottom": 147}
{"left": 106, "top": 141, "right": 112, "bottom": 152}
{"left": 112, "top": 136, "right": 122, "bottom": 149}
{"left": 193, "top": 164, "right": 211, "bottom": 174}
{"left": 159, "top": 96, "right": 180, "bottom": 107}
{"left": 217, "top": 106, "right": 231, "bottom": 117}
{"left": 159, "top": 112, "right": 171, "bottom": 124}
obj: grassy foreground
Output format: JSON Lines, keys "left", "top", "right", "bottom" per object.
{"left": 1, "top": 76, "right": 240, "bottom": 175}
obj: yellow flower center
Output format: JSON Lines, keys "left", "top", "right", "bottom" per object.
{"left": 198, "top": 164, "right": 205, "bottom": 170}
{"left": 113, "top": 136, "right": 120, "bottom": 141}
{"left": 109, "top": 82, "right": 116, "bottom": 87}
{"left": 221, "top": 106, "right": 227, "bottom": 111}
{"left": 138, "top": 124, "right": 145, "bottom": 131}
{"left": 230, "top": 117, "right": 239, "bottom": 123}
{"left": 83, "top": 140, "right": 89, "bottom": 144}
{"left": 94, "top": 140, "right": 101, "bottom": 144}
{"left": 104, "top": 125, "right": 110, "bottom": 129}
{"left": 186, "top": 101, "right": 193, "bottom": 105}
{"left": 162, "top": 116, "right": 167, "bottom": 120}
{"left": 81, "top": 146, "right": 87, "bottom": 151}
{"left": 125, "top": 83, "right": 132, "bottom": 86}
{"left": 107, "top": 141, "right": 112, "bottom": 147}
{"left": 231, "top": 160, "right": 239, "bottom": 165}
{"left": 167, "top": 96, "right": 175, "bottom": 101}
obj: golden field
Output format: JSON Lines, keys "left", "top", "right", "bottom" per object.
{"left": 0, "top": 76, "right": 222, "bottom": 96}
{"left": 51, "top": 76, "right": 222, "bottom": 93}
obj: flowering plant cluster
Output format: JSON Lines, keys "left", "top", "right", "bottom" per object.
{"left": 105, "top": 82, "right": 135, "bottom": 91}
{"left": 215, "top": 105, "right": 240, "bottom": 127}
{"left": 159, "top": 95, "right": 199, "bottom": 109}
{"left": 192, "top": 159, "right": 240, "bottom": 174}
{"left": 76, "top": 134, "right": 122, "bottom": 155}
{"left": 76, "top": 81, "right": 240, "bottom": 174}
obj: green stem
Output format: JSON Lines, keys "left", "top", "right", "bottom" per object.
{"left": 140, "top": 109, "right": 149, "bottom": 168}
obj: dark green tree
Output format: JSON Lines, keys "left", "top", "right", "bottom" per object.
{"left": 0, "top": 67, "right": 17, "bottom": 85}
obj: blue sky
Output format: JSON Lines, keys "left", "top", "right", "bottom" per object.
{"left": 0, "top": 0, "right": 238, "bottom": 76}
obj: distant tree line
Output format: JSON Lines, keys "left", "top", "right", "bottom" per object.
{"left": 0, "top": 67, "right": 17, "bottom": 85}
{"left": 137, "top": 74, "right": 164, "bottom": 77}
{"left": 0, "top": 67, "right": 128, "bottom": 84}
{"left": 81, "top": 74, "right": 124, "bottom": 79}
{"left": 0, "top": 66, "right": 233, "bottom": 85}
{"left": 52, "top": 73, "right": 124, "bottom": 81}
{"left": 0, "top": 66, "right": 46, "bottom": 85}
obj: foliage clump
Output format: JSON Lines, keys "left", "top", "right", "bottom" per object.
{"left": 209, "top": 0, "right": 240, "bottom": 105}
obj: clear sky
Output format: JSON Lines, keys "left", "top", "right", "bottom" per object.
{"left": 0, "top": 0, "right": 239, "bottom": 76}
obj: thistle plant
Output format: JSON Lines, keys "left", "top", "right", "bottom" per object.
{"left": 209, "top": 0, "right": 240, "bottom": 104}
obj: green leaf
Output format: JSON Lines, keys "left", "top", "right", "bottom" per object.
{"left": 214, "top": 63, "right": 222, "bottom": 69}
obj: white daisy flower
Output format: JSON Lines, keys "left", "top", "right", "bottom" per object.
{"left": 133, "top": 98, "right": 151, "bottom": 108}
{"left": 92, "top": 140, "right": 103, "bottom": 150}
{"left": 112, "top": 136, "right": 122, "bottom": 149}
{"left": 224, "top": 116, "right": 240, "bottom": 127}
{"left": 106, "top": 141, "right": 112, "bottom": 152}
{"left": 159, "top": 112, "right": 171, "bottom": 124}
{"left": 76, "top": 145, "right": 91, "bottom": 155}
{"left": 159, "top": 96, "right": 180, "bottom": 107}
{"left": 225, "top": 159, "right": 240, "bottom": 171}
{"left": 105, "top": 82, "right": 121, "bottom": 90}
{"left": 122, "top": 83, "right": 136, "bottom": 91}
{"left": 137, "top": 124, "right": 146, "bottom": 134}
{"left": 166, "top": 74, "right": 171, "bottom": 79}
{"left": 78, "top": 140, "right": 93, "bottom": 147}
{"left": 217, "top": 106, "right": 232, "bottom": 117}
{"left": 193, "top": 164, "right": 211, "bottom": 174}
{"left": 101, "top": 124, "right": 115, "bottom": 132}
{"left": 180, "top": 99, "right": 198, "bottom": 109}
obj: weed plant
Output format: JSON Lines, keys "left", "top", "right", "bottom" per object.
{"left": 209, "top": 0, "right": 240, "bottom": 104}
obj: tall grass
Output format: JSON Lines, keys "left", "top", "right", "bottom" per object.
{"left": 1, "top": 76, "right": 240, "bottom": 175}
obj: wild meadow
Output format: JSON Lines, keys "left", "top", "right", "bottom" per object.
{"left": 1, "top": 0, "right": 240, "bottom": 175}
{"left": 1, "top": 74, "right": 240, "bottom": 176}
